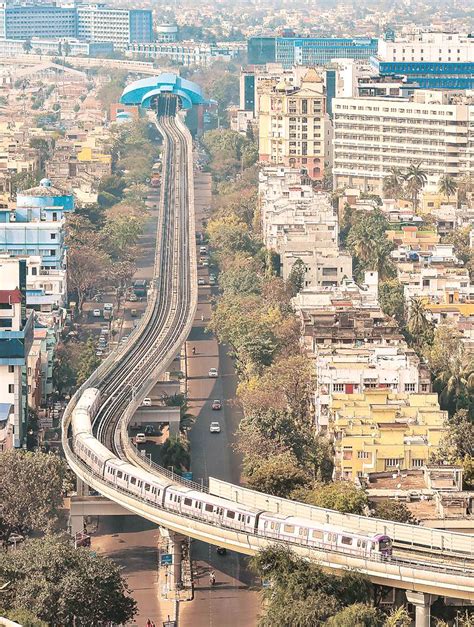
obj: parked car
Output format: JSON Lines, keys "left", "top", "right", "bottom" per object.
{"left": 92, "top": 309, "right": 101, "bottom": 318}
{"left": 142, "top": 397, "right": 152, "bottom": 406}
{"left": 128, "top": 293, "right": 139, "bottom": 302}
{"left": 212, "top": 399, "right": 222, "bottom": 410}
{"left": 135, "top": 433, "right": 146, "bottom": 443}
{"left": 208, "top": 367, "right": 218, "bottom": 378}
{"left": 198, "top": 278, "right": 205, "bottom": 286}
{"left": 209, "top": 421, "right": 221, "bottom": 433}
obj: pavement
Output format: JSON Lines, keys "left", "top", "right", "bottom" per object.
{"left": 178, "top": 171, "right": 260, "bottom": 627}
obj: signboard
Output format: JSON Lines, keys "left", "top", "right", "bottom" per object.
{"left": 182, "top": 472, "right": 193, "bottom": 481}
{"left": 160, "top": 553, "right": 173, "bottom": 566}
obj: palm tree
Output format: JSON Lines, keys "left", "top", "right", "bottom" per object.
{"left": 407, "top": 297, "right": 433, "bottom": 347}
{"left": 435, "top": 356, "right": 474, "bottom": 417}
{"left": 382, "top": 167, "right": 405, "bottom": 199}
{"left": 404, "top": 162, "right": 428, "bottom": 209}
{"left": 438, "top": 174, "right": 458, "bottom": 204}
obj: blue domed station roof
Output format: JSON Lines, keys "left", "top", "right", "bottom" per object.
{"left": 120, "top": 73, "right": 208, "bottom": 111}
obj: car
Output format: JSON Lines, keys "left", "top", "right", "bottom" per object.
{"left": 135, "top": 433, "right": 146, "bottom": 443}
{"left": 92, "top": 309, "right": 101, "bottom": 317}
{"left": 209, "top": 421, "right": 221, "bottom": 433}
{"left": 142, "top": 397, "right": 152, "bottom": 406}
{"left": 212, "top": 399, "right": 222, "bottom": 410}
{"left": 201, "top": 260, "right": 209, "bottom": 267}
{"left": 199, "top": 246, "right": 207, "bottom": 254}
{"left": 95, "top": 350, "right": 104, "bottom": 357}
{"left": 198, "top": 278, "right": 205, "bottom": 286}
{"left": 128, "top": 293, "right": 139, "bottom": 302}
{"left": 208, "top": 367, "right": 218, "bottom": 378}
{"left": 7, "top": 533, "right": 25, "bottom": 546}
{"left": 209, "top": 276, "right": 216, "bottom": 286}
{"left": 144, "top": 425, "right": 155, "bottom": 436}
{"left": 131, "top": 308, "right": 138, "bottom": 317}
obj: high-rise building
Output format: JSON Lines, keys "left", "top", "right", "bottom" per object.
{"left": 257, "top": 68, "right": 332, "bottom": 181}
{"left": 372, "top": 32, "right": 474, "bottom": 89}
{"left": 332, "top": 90, "right": 474, "bottom": 194}
{"left": 248, "top": 35, "right": 378, "bottom": 68}
{"left": 0, "top": 256, "right": 33, "bottom": 451}
{"left": 0, "top": 2, "right": 153, "bottom": 50}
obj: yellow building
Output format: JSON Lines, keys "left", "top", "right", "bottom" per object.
{"left": 385, "top": 225, "right": 439, "bottom": 252}
{"left": 257, "top": 68, "right": 332, "bottom": 181}
{"left": 329, "top": 390, "right": 446, "bottom": 481}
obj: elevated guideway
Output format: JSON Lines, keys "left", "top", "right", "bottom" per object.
{"left": 62, "top": 87, "right": 474, "bottom": 616}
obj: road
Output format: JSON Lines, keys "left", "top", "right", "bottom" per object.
{"left": 180, "top": 171, "right": 260, "bottom": 627}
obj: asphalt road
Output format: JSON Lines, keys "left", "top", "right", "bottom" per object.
{"left": 179, "top": 172, "right": 260, "bottom": 627}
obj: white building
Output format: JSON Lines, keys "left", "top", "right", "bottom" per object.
{"left": 332, "top": 90, "right": 474, "bottom": 194}
{"left": 0, "top": 256, "right": 34, "bottom": 450}
{"left": 259, "top": 166, "right": 352, "bottom": 287}
{"left": 377, "top": 32, "right": 474, "bottom": 64}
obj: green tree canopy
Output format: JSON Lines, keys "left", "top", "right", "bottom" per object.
{"left": 326, "top": 603, "right": 385, "bottom": 627}
{"left": 373, "top": 499, "right": 417, "bottom": 524}
{"left": 378, "top": 279, "right": 406, "bottom": 326}
{"left": 0, "top": 451, "right": 69, "bottom": 545}
{"left": 76, "top": 337, "right": 101, "bottom": 386}
{"left": 292, "top": 481, "right": 368, "bottom": 515}
{"left": 346, "top": 209, "right": 395, "bottom": 281}
{"left": 0, "top": 535, "right": 136, "bottom": 625}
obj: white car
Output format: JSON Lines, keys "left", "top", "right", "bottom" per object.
{"left": 142, "top": 397, "right": 152, "bottom": 406}
{"left": 209, "top": 421, "right": 221, "bottom": 433}
{"left": 92, "top": 309, "right": 101, "bottom": 317}
{"left": 135, "top": 433, "right": 146, "bottom": 443}
{"left": 198, "top": 278, "right": 206, "bottom": 286}
{"left": 208, "top": 367, "right": 218, "bottom": 378}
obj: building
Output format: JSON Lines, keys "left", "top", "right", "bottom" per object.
{"left": 0, "top": 2, "right": 152, "bottom": 50}
{"left": 258, "top": 68, "right": 332, "bottom": 181}
{"left": 127, "top": 41, "right": 245, "bottom": 67}
{"left": 155, "top": 24, "right": 178, "bottom": 43}
{"left": 329, "top": 390, "right": 446, "bottom": 481}
{"left": 259, "top": 166, "right": 352, "bottom": 286}
{"left": 77, "top": 5, "right": 152, "bottom": 50}
{"left": 373, "top": 32, "right": 474, "bottom": 90}
{"left": 332, "top": 90, "right": 474, "bottom": 194}
{"left": 0, "top": 256, "right": 34, "bottom": 450}
{"left": 248, "top": 35, "right": 378, "bottom": 68}
{"left": 0, "top": 37, "right": 113, "bottom": 57}
{"left": 0, "top": 179, "right": 74, "bottom": 317}
{"left": 315, "top": 345, "right": 431, "bottom": 430}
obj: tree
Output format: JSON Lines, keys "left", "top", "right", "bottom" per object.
{"left": 287, "top": 258, "right": 306, "bottom": 296}
{"left": 0, "top": 451, "right": 69, "bottom": 546}
{"left": 438, "top": 174, "right": 457, "bottom": 204}
{"left": 103, "top": 214, "right": 143, "bottom": 260}
{"left": 292, "top": 481, "right": 368, "bottom": 515}
{"left": 373, "top": 500, "right": 417, "bottom": 524}
{"left": 384, "top": 605, "right": 412, "bottom": 627}
{"left": 98, "top": 174, "right": 126, "bottom": 207}
{"left": 250, "top": 546, "right": 373, "bottom": 627}
{"left": 378, "top": 279, "right": 406, "bottom": 326}
{"left": 425, "top": 321, "right": 474, "bottom": 416}
{"left": 22, "top": 39, "right": 32, "bottom": 54}
{"left": 67, "top": 245, "right": 109, "bottom": 312}
{"left": 404, "top": 162, "right": 428, "bottom": 209}
{"left": 52, "top": 342, "right": 79, "bottom": 397}
{"left": 245, "top": 450, "right": 309, "bottom": 498}
{"left": 383, "top": 167, "right": 405, "bottom": 199}
{"left": 63, "top": 40, "right": 71, "bottom": 57}
{"left": 76, "top": 337, "right": 101, "bottom": 386}
{"left": 207, "top": 215, "right": 256, "bottom": 258}
{"left": 407, "top": 297, "right": 434, "bottom": 351}
{"left": 326, "top": 603, "right": 385, "bottom": 626}
{"left": 1, "top": 609, "right": 47, "bottom": 627}
{"left": 219, "top": 265, "right": 262, "bottom": 296}
{"left": 0, "top": 535, "right": 136, "bottom": 625}
{"left": 160, "top": 436, "right": 190, "bottom": 473}
{"left": 346, "top": 210, "right": 395, "bottom": 280}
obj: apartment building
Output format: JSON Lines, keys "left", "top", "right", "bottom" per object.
{"left": 332, "top": 90, "right": 474, "bottom": 193}
{"left": 0, "top": 2, "right": 152, "bottom": 50}
{"left": 258, "top": 68, "right": 332, "bottom": 181}
{"left": 0, "top": 256, "right": 34, "bottom": 450}
{"left": 373, "top": 32, "right": 474, "bottom": 89}
{"left": 330, "top": 390, "right": 446, "bottom": 481}
{"left": 259, "top": 166, "right": 351, "bottom": 286}
{"left": 128, "top": 41, "right": 244, "bottom": 67}
{"left": 315, "top": 345, "right": 431, "bottom": 430}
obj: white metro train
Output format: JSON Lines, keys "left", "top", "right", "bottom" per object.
{"left": 70, "top": 388, "right": 393, "bottom": 559}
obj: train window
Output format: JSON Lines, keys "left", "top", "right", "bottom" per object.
{"left": 152, "top": 488, "right": 157, "bottom": 495}
{"left": 145, "top": 484, "right": 150, "bottom": 491}
{"left": 341, "top": 536, "right": 352, "bottom": 546}
{"left": 184, "top": 498, "right": 192, "bottom": 506}
{"left": 130, "top": 478, "right": 136, "bottom": 485}
{"left": 299, "top": 527, "right": 308, "bottom": 536}
{"left": 361, "top": 541, "right": 366, "bottom": 549}
{"left": 226, "top": 511, "right": 235, "bottom": 519}
{"left": 117, "top": 471, "right": 122, "bottom": 479}
{"left": 205, "top": 504, "right": 213, "bottom": 513}
{"left": 138, "top": 481, "right": 143, "bottom": 488}
{"left": 124, "top": 475, "right": 129, "bottom": 482}
{"left": 247, "top": 516, "right": 251, "bottom": 523}
{"left": 311, "top": 530, "right": 323, "bottom": 540}
{"left": 283, "top": 525, "right": 295, "bottom": 534}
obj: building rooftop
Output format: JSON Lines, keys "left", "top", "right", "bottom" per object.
{"left": 20, "top": 178, "right": 67, "bottom": 198}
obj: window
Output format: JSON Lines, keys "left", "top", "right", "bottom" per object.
{"left": 357, "top": 451, "right": 370, "bottom": 459}
{"left": 8, "top": 384, "right": 14, "bottom": 394}
{"left": 412, "top": 458, "right": 425, "bottom": 468}
{"left": 341, "top": 536, "right": 353, "bottom": 546}
{"left": 117, "top": 471, "right": 122, "bottom": 479}
{"left": 205, "top": 504, "right": 213, "bottom": 513}
{"left": 283, "top": 524, "right": 295, "bottom": 534}
{"left": 421, "top": 383, "right": 429, "bottom": 392}
{"left": 311, "top": 529, "right": 323, "bottom": 540}
{"left": 226, "top": 510, "right": 235, "bottom": 519}
{"left": 8, "top": 365, "right": 14, "bottom": 373}
{"left": 184, "top": 498, "right": 192, "bottom": 506}
{"left": 50, "top": 250, "right": 55, "bottom": 257}
{"left": 385, "top": 458, "right": 399, "bottom": 468}
{"left": 298, "top": 527, "right": 308, "bottom": 536}
{"left": 144, "top": 484, "right": 150, "bottom": 491}
{"left": 404, "top": 383, "right": 416, "bottom": 392}
{"left": 50, "top": 233, "right": 56, "bottom": 240}
{"left": 130, "top": 477, "right": 136, "bottom": 485}
{"left": 333, "top": 383, "right": 344, "bottom": 393}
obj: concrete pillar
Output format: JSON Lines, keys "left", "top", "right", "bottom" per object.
{"left": 168, "top": 531, "right": 184, "bottom": 590}
{"left": 76, "top": 477, "right": 90, "bottom": 497}
{"left": 69, "top": 514, "right": 84, "bottom": 537}
{"left": 406, "top": 591, "right": 431, "bottom": 627}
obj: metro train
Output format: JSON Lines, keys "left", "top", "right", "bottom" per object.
{"left": 70, "top": 388, "right": 393, "bottom": 559}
